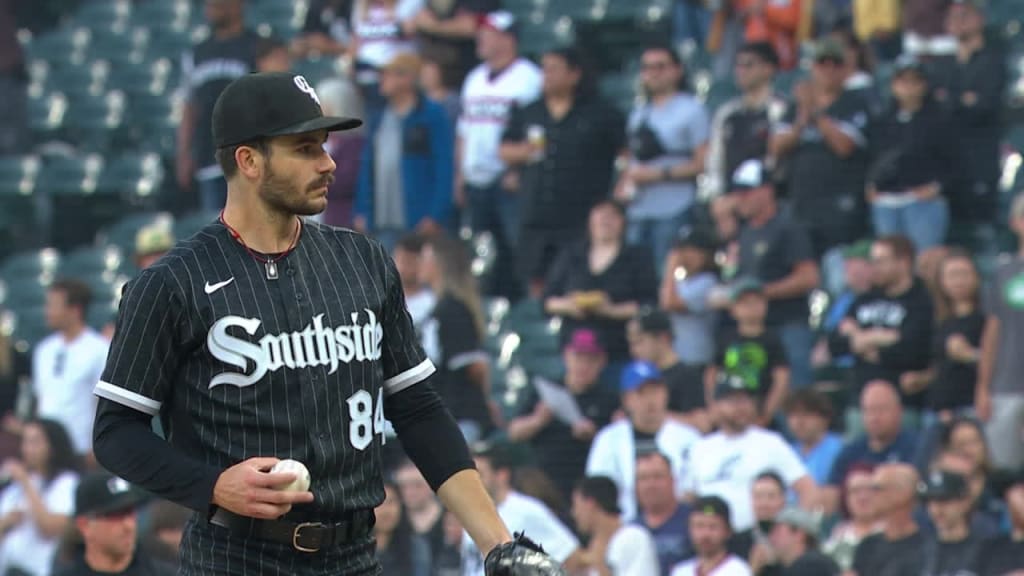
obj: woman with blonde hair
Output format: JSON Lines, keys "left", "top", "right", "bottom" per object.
{"left": 419, "top": 232, "right": 495, "bottom": 442}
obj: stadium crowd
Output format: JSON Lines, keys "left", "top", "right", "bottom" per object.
{"left": 1, "top": 0, "right": 1024, "bottom": 574}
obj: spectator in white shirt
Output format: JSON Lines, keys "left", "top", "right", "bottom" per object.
{"left": 0, "top": 419, "right": 80, "bottom": 576}
{"left": 671, "top": 496, "right": 752, "bottom": 576}
{"left": 456, "top": 10, "right": 542, "bottom": 298}
{"left": 586, "top": 361, "right": 700, "bottom": 520}
{"left": 32, "top": 280, "right": 109, "bottom": 458}
{"left": 683, "top": 378, "right": 816, "bottom": 532}
{"left": 459, "top": 443, "right": 579, "bottom": 575}
{"left": 572, "top": 475, "right": 660, "bottom": 576}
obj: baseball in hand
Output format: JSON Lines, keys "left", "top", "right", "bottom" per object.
{"left": 270, "top": 459, "right": 311, "bottom": 492}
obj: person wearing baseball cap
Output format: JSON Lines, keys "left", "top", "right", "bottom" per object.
{"left": 506, "top": 328, "right": 617, "bottom": 500}
{"left": 918, "top": 469, "right": 983, "bottom": 576}
{"left": 707, "top": 276, "right": 789, "bottom": 425}
{"left": 585, "top": 361, "right": 699, "bottom": 519}
{"left": 57, "top": 471, "right": 162, "bottom": 576}
{"left": 977, "top": 467, "right": 1024, "bottom": 575}
{"left": 628, "top": 308, "right": 712, "bottom": 433}
{"left": 571, "top": 476, "right": 659, "bottom": 575}
{"left": 457, "top": 7, "right": 541, "bottom": 300}
{"left": 134, "top": 224, "right": 175, "bottom": 271}
{"left": 768, "top": 507, "right": 838, "bottom": 575}
{"left": 728, "top": 156, "right": 819, "bottom": 390}
{"left": 670, "top": 496, "right": 751, "bottom": 575}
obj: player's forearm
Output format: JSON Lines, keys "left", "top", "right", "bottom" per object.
{"left": 93, "top": 400, "right": 222, "bottom": 513}
{"left": 437, "top": 469, "right": 512, "bottom": 554}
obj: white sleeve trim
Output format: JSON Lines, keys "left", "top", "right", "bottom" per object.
{"left": 447, "top": 350, "right": 489, "bottom": 371}
{"left": 384, "top": 358, "right": 436, "bottom": 396}
{"left": 93, "top": 381, "right": 162, "bottom": 416}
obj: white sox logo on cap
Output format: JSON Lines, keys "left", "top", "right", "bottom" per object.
{"left": 293, "top": 75, "right": 321, "bottom": 107}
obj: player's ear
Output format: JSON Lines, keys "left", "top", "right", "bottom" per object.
{"left": 235, "top": 143, "right": 266, "bottom": 180}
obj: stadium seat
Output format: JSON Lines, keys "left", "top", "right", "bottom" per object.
{"left": 61, "top": 245, "right": 124, "bottom": 277}
{"left": 48, "top": 60, "right": 111, "bottom": 99}
{"left": 173, "top": 210, "right": 219, "bottom": 241}
{"left": 24, "top": 27, "right": 91, "bottom": 69}
{"left": 703, "top": 79, "right": 740, "bottom": 113}
{"left": 9, "top": 305, "right": 50, "bottom": 348}
{"left": 97, "top": 152, "right": 166, "bottom": 203}
{"left": 37, "top": 155, "right": 106, "bottom": 198}
{"left": 133, "top": 0, "right": 193, "bottom": 31}
{"left": 87, "top": 27, "right": 151, "bottom": 67}
{"left": 0, "top": 248, "right": 60, "bottom": 282}
{"left": 26, "top": 91, "right": 69, "bottom": 141}
{"left": 108, "top": 58, "right": 175, "bottom": 98}
{"left": 501, "top": 298, "right": 547, "bottom": 335}
{"left": 520, "top": 353, "right": 565, "bottom": 382}
{"left": 127, "top": 93, "right": 183, "bottom": 158}
{"left": 74, "top": 0, "right": 133, "bottom": 30}
{"left": 519, "top": 17, "right": 576, "bottom": 57}
{"left": 0, "top": 276, "right": 51, "bottom": 310}
{"left": 64, "top": 90, "right": 128, "bottom": 151}
{"left": 0, "top": 156, "right": 41, "bottom": 199}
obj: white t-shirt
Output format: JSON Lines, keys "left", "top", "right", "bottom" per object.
{"left": 585, "top": 419, "right": 700, "bottom": 520}
{"left": 458, "top": 58, "right": 542, "bottom": 187}
{"left": 682, "top": 427, "right": 809, "bottom": 531}
{"left": 32, "top": 328, "right": 110, "bottom": 453}
{"left": 0, "top": 471, "right": 79, "bottom": 576}
{"left": 405, "top": 288, "right": 437, "bottom": 332}
{"left": 670, "top": 555, "right": 752, "bottom": 576}
{"left": 604, "top": 524, "right": 660, "bottom": 576}
{"left": 461, "top": 491, "right": 578, "bottom": 575}
{"left": 351, "top": 0, "right": 422, "bottom": 69}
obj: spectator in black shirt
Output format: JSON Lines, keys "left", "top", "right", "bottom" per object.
{"left": 771, "top": 38, "right": 870, "bottom": 260}
{"left": 706, "top": 280, "right": 789, "bottom": 427}
{"left": 730, "top": 159, "right": 820, "bottom": 389}
{"left": 292, "top": 0, "right": 353, "bottom": 57}
{"left": 930, "top": 0, "right": 1007, "bottom": 239}
{"left": 903, "top": 249, "right": 983, "bottom": 421}
{"left": 628, "top": 309, "right": 712, "bottom": 433}
{"left": 975, "top": 471, "right": 1024, "bottom": 576}
{"left": 919, "top": 470, "right": 982, "bottom": 576}
{"left": 507, "top": 329, "right": 620, "bottom": 501}
{"left": 409, "top": 0, "right": 498, "bottom": 88}
{"left": 867, "top": 55, "right": 955, "bottom": 253}
{"left": 420, "top": 233, "right": 495, "bottom": 442}
{"left": 704, "top": 42, "right": 786, "bottom": 201}
{"left": 501, "top": 47, "right": 626, "bottom": 297}
{"left": 851, "top": 463, "right": 925, "bottom": 576}
{"left": 838, "top": 235, "right": 934, "bottom": 412}
{"left": 732, "top": 471, "right": 787, "bottom": 562}
{"left": 545, "top": 200, "right": 658, "bottom": 365}
{"left": 176, "top": 0, "right": 261, "bottom": 212}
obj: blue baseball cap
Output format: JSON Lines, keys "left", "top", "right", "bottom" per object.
{"left": 620, "top": 361, "right": 664, "bottom": 393}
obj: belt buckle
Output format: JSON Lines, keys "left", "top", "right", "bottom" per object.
{"left": 292, "top": 522, "right": 324, "bottom": 553}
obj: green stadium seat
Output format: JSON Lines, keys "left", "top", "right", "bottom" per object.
{"left": 24, "top": 27, "right": 91, "bottom": 68}
{"left": 64, "top": 90, "right": 128, "bottom": 150}
{"left": 703, "top": 79, "right": 740, "bottom": 112}
{"left": 9, "top": 305, "right": 50, "bottom": 348}
{"left": 133, "top": 0, "right": 193, "bottom": 31}
{"left": 513, "top": 321, "right": 562, "bottom": 360}
{"left": 27, "top": 91, "right": 69, "bottom": 139}
{"left": 519, "top": 17, "right": 576, "bottom": 57}
{"left": 173, "top": 210, "right": 219, "bottom": 241}
{"left": 74, "top": 0, "right": 133, "bottom": 30}
{"left": 128, "top": 93, "right": 183, "bottom": 158}
{"left": 520, "top": 353, "right": 565, "bottom": 382}
{"left": 0, "top": 156, "right": 41, "bottom": 199}
{"left": 87, "top": 298, "right": 119, "bottom": 331}
{"left": 0, "top": 277, "right": 50, "bottom": 310}
{"left": 37, "top": 155, "right": 106, "bottom": 198}
{"left": 61, "top": 245, "right": 124, "bottom": 277}
{"left": 48, "top": 60, "right": 111, "bottom": 99}
{"left": 97, "top": 153, "right": 166, "bottom": 202}
{"left": 501, "top": 298, "right": 546, "bottom": 334}
{"left": 108, "top": 58, "right": 175, "bottom": 98}
{"left": 87, "top": 27, "right": 151, "bottom": 67}
{"left": 0, "top": 248, "right": 60, "bottom": 281}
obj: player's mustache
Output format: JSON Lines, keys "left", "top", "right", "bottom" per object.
{"left": 308, "top": 174, "right": 335, "bottom": 191}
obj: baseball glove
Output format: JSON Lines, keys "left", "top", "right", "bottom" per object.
{"left": 484, "top": 532, "right": 566, "bottom": 576}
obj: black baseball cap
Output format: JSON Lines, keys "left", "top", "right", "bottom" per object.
{"left": 694, "top": 495, "right": 732, "bottom": 527}
{"left": 75, "top": 471, "right": 148, "bottom": 517}
{"left": 635, "top": 308, "right": 673, "bottom": 336}
{"left": 212, "top": 72, "right": 363, "bottom": 149}
{"left": 918, "top": 470, "right": 969, "bottom": 501}
{"left": 714, "top": 372, "right": 759, "bottom": 399}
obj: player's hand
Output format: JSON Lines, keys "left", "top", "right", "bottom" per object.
{"left": 212, "top": 457, "right": 315, "bottom": 520}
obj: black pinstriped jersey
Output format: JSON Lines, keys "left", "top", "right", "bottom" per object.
{"left": 95, "top": 220, "right": 434, "bottom": 520}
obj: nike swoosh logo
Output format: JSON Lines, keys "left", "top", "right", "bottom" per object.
{"left": 204, "top": 278, "right": 235, "bottom": 295}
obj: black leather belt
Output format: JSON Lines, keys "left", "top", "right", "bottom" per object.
{"left": 210, "top": 508, "right": 374, "bottom": 553}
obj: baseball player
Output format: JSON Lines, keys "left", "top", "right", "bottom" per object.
{"left": 91, "top": 72, "right": 561, "bottom": 576}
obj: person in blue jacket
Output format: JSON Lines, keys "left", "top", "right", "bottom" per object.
{"left": 355, "top": 52, "right": 454, "bottom": 249}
